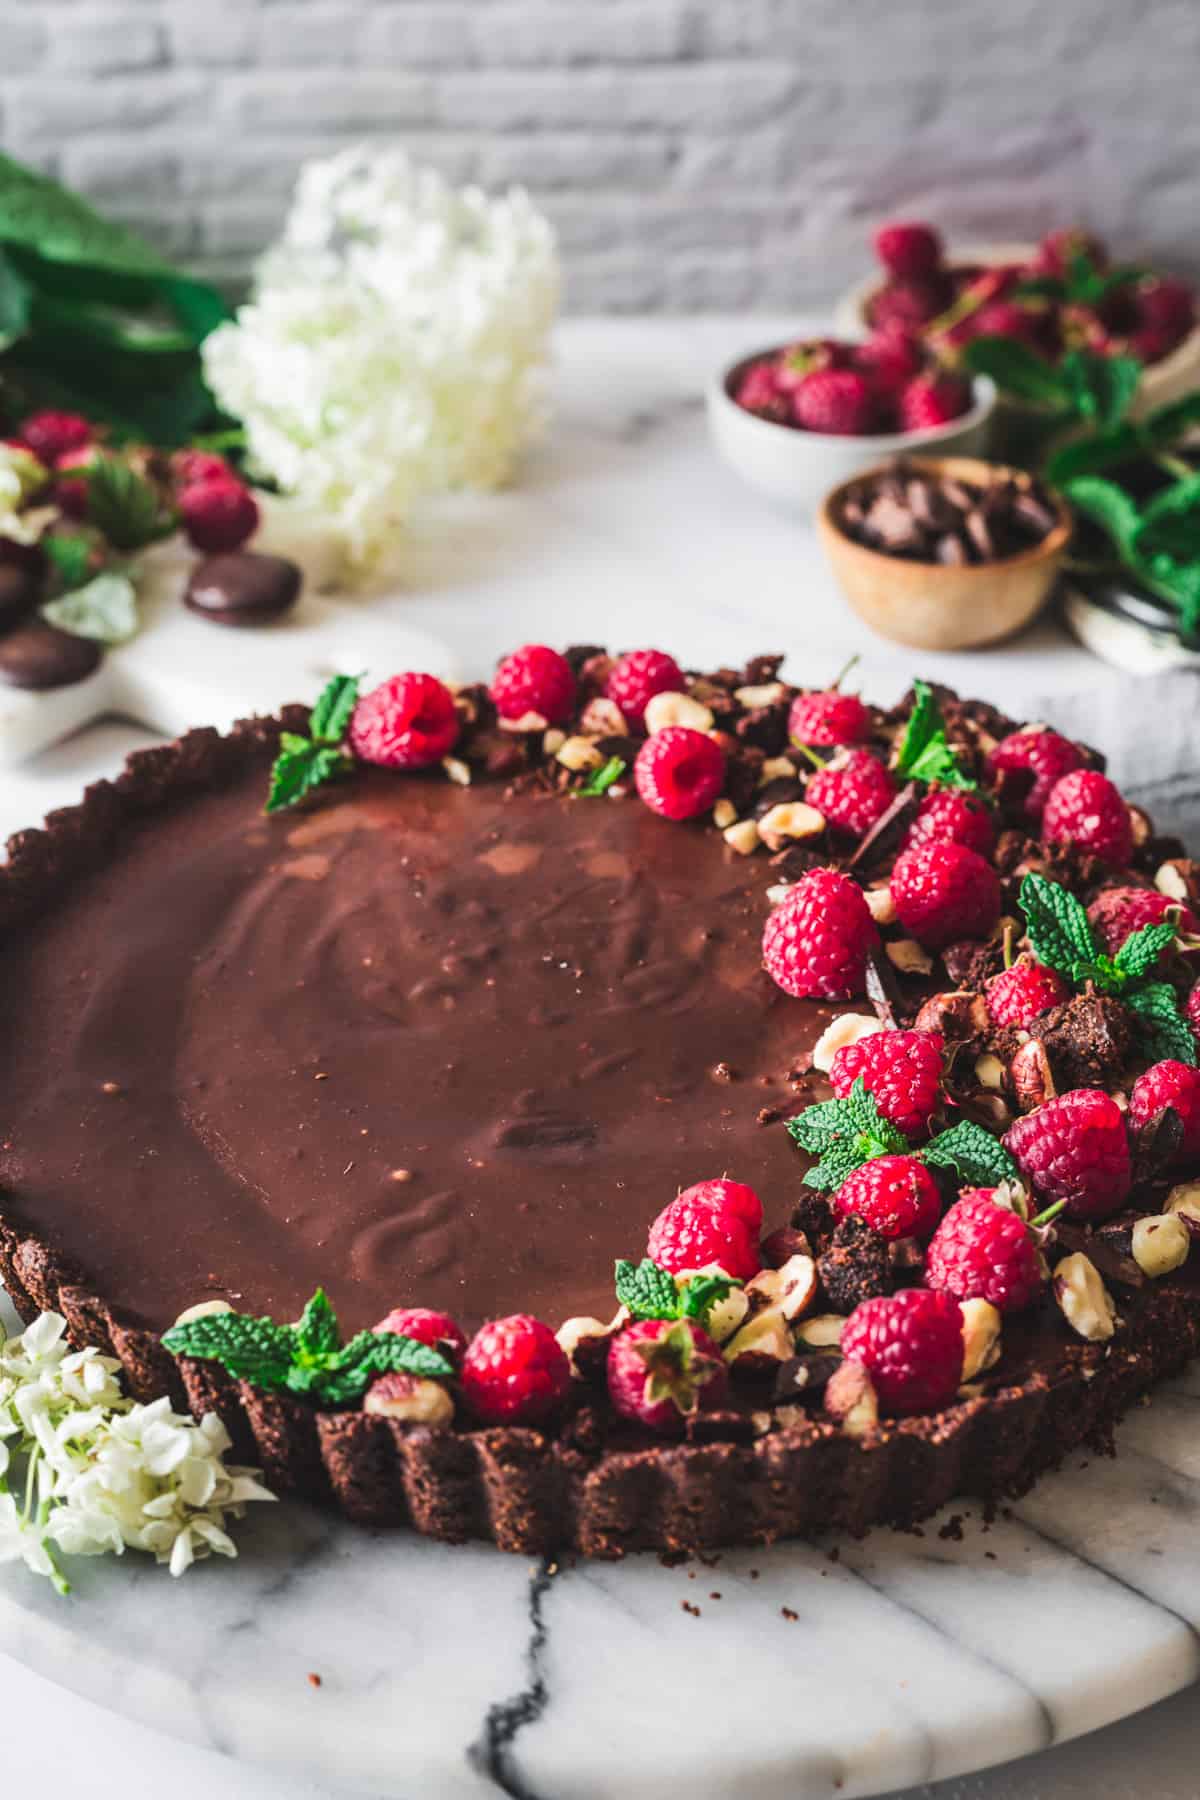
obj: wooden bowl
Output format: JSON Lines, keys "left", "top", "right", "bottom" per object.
{"left": 816, "top": 456, "right": 1073, "bottom": 652}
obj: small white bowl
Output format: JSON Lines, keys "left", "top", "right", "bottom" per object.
{"left": 706, "top": 349, "right": 996, "bottom": 515}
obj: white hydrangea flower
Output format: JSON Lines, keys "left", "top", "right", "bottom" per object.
{"left": 202, "top": 147, "right": 560, "bottom": 573}
{"left": 0, "top": 1312, "right": 274, "bottom": 1592}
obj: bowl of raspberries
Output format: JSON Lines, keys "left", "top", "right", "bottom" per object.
{"left": 837, "top": 220, "right": 1200, "bottom": 416}
{"left": 708, "top": 334, "right": 995, "bottom": 513}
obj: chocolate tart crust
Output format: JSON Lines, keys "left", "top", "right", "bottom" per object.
{"left": 2, "top": 713, "right": 1200, "bottom": 1556}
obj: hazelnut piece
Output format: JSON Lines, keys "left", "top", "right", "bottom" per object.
{"left": 1053, "top": 1252, "right": 1117, "bottom": 1342}
{"left": 812, "top": 1012, "right": 884, "bottom": 1073}
{"left": 1132, "top": 1213, "right": 1191, "bottom": 1278}
{"left": 959, "top": 1298, "right": 1002, "bottom": 1382}
{"left": 364, "top": 1372, "right": 455, "bottom": 1426}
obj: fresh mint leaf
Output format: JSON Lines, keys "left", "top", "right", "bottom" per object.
{"left": 0, "top": 247, "right": 30, "bottom": 349}
{"left": 1142, "top": 393, "right": 1200, "bottom": 451}
{"left": 961, "top": 337, "right": 1070, "bottom": 410}
{"left": 265, "top": 674, "right": 361, "bottom": 814}
{"left": 895, "top": 680, "right": 976, "bottom": 791}
{"left": 1060, "top": 349, "right": 1141, "bottom": 431}
{"left": 295, "top": 1287, "right": 341, "bottom": 1361}
{"left": 614, "top": 1257, "right": 680, "bottom": 1321}
{"left": 162, "top": 1310, "right": 297, "bottom": 1391}
{"left": 0, "top": 149, "right": 174, "bottom": 280}
{"left": 1124, "top": 982, "right": 1198, "bottom": 1066}
{"left": 40, "top": 531, "right": 95, "bottom": 591}
{"left": 1114, "top": 921, "right": 1178, "bottom": 981}
{"left": 922, "top": 1119, "right": 1019, "bottom": 1188}
{"left": 85, "top": 456, "right": 175, "bottom": 552}
{"left": 678, "top": 1272, "right": 736, "bottom": 1331}
{"left": 40, "top": 569, "right": 138, "bottom": 645}
{"left": 1045, "top": 422, "right": 1143, "bottom": 486}
{"left": 310, "top": 672, "right": 361, "bottom": 745}
{"left": 1019, "top": 872, "right": 1099, "bottom": 979}
{"left": 788, "top": 1078, "right": 908, "bottom": 1191}
{"left": 800, "top": 1139, "right": 871, "bottom": 1194}
{"left": 317, "top": 1330, "right": 453, "bottom": 1405}
{"left": 1064, "top": 476, "right": 1146, "bottom": 562}
{"left": 579, "top": 755, "right": 626, "bottom": 797}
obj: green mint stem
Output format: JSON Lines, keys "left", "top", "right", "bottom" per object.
{"left": 792, "top": 741, "right": 828, "bottom": 772}
{"left": 831, "top": 653, "right": 860, "bottom": 692}
{"left": 1030, "top": 1198, "right": 1069, "bottom": 1229}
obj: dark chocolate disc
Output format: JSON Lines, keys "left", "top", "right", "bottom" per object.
{"left": 184, "top": 552, "right": 302, "bottom": 627}
{"left": 0, "top": 561, "right": 41, "bottom": 628}
{"left": 0, "top": 620, "right": 103, "bottom": 690}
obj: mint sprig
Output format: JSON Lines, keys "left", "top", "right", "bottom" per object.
{"left": 786, "top": 1078, "right": 909, "bottom": 1191}
{"left": 614, "top": 1258, "right": 736, "bottom": 1332}
{"left": 579, "top": 755, "right": 625, "bottom": 797}
{"left": 894, "top": 681, "right": 977, "bottom": 791}
{"left": 1124, "top": 982, "right": 1199, "bottom": 1065}
{"left": 85, "top": 455, "right": 176, "bottom": 552}
{"left": 922, "top": 1118, "right": 1020, "bottom": 1188}
{"left": 162, "top": 1285, "right": 453, "bottom": 1405}
{"left": 266, "top": 673, "right": 360, "bottom": 814}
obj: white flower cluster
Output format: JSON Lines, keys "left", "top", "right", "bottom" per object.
{"left": 0, "top": 1311, "right": 273, "bottom": 1592}
{"left": 202, "top": 147, "right": 560, "bottom": 572}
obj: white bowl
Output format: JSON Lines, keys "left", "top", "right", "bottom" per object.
{"left": 706, "top": 349, "right": 996, "bottom": 514}
{"left": 835, "top": 241, "right": 1200, "bottom": 422}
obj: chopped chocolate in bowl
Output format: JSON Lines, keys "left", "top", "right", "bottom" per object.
{"left": 836, "top": 459, "right": 1060, "bottom": 566}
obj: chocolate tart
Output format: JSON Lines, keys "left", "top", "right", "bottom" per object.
{"left": 2, "top": 657, "right": 1199, "bottom": 1558}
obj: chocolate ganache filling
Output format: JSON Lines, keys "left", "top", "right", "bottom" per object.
{"left": 0, "top": 764, "right": 833, "bottom": 1333}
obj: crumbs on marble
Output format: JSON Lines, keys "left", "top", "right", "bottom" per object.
{"left": 681, "top": 1600, "right": 701, "bottom": 1617}
{"left": 307, "top": 1672, "right": 322, "bottom": 1689}
{"left": 781, "top": 1606, "right": 798, "bottom": 1622}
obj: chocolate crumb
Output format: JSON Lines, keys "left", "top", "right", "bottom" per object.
{"left": 307, "top": 1672, "right": 322, "bottom": 1689}
{"left": 681, "top": 1600, "right": 701, "bottom": 1617}
{"left": 781, "top": 1606, "right": 798, "bottom": 1621}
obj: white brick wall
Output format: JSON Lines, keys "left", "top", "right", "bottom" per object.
{"left": 3, "top": 0, "right": 1196, "bottom": 308}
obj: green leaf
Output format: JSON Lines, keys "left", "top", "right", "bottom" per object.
{"left": 1060, "top": 349, "right": 1142, "bottom": 431}
{"left": 961, "top": 336, "right": 1070, "bottom": 409}
{"left": 894, "top": 680, "right": 976, "bottom": 791}
{"left": 295, "top": 1287, "right": 341, "bottom": 1361}
{"left": 315, "top": 1330, "right": 453, "bottom": 1404}
{"left": 162, "top": 1310, "right": 297, "bottom": 1391}
{"left": 1113, "top": 921, "right": 1178, "bottom": 981}
{"left": 678, "top": 1272, "right": 736, "bottom": 1331}
{"left": 265, "top": 742, "right": 351, "bottom": 815}
{"left": 922, "top": 1119, "right": 1020, "bottom": 1188}
{"left": 85, "top": 457, "right": 175, "bottom": 552}
{"left": 1012, "top": 275, "right": 1069, "bottom": 302}
{"left": 1124, "top": 982, "right": 1198, "bottom": 1066}
{"left": 40, "top": 531, "right": 96, "bottom": 591}
{"left": 579, "top": 755, "right": 626, "bottom": 797}
{"left": 28, "top": 288, "right": 197, "bottom": 356}
{"left": 40, "top": 570, "right": 138, "bottom": 645}
{"left": 614, "top": 1257, "right": 681, "bottom": 1322}
{"left": 1044, "top": 422, "right": 1143, "bottom": 486}
{"left": 0, "top": 247, "right": 31, "bottom": 350}
{"left": 787, "top": 1078, "right": 909, "bottom": 1192}
{"left": 1064, "top": 476, "right": 1146, "bottom": 561}
{"left": 0, "top": 150, "right": 175, "bottom": 279}
{"left": 309, "top": 672, "right": 361, "bottom": 746}
{"left": 799, "top": 1140, "right": 870, "bottom": 1194}
{"left": 1141, "top": 393, "right": 1200, "bottom": 452}
{"left": 1018, "top": 873, "right": 1100, "bottom": 979}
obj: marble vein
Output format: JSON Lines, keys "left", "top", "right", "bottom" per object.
{"left": 468, "top": 1558, "right": 555, "bottom": 1800}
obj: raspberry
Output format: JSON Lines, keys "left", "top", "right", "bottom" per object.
{"left": 1137, "top": 276, "right": 1195, "bottom": 345}
{"left": 792, "top": 368, "right": 876, "bottom": 436}
{"left": 647, "top": 1183, "right": 761, "bottom": 1282}
{"left": 1042, "top": 768, "right": 1133, "bottom": 867}
{"left": 171, "top": 449, "right": 234, "bottom": 487}
{"left": 17, "top": 410, "right": 92, "bottom": 467}
{"left": 633, "top": 726, "right": 724, "bottom": 821}
{"left": 1033, "top": 227, "right": 1107, "bottom": 276}
{"left": 788, "top": 688, "right": 872, "bottom": 748}
{"left": 762, "top": 867, "right": 878, "bottom": 1000}
{"left": 832, "top": 1154, "right": 942, "bottom": 1241}
{"left": 969, "top": 301, "right": 1042, "bottom": 347}
{"left": 734, "top": 360, "right": 784, "bottom": 418}
{"left": 1004, "top": 1089, "right": 1132, "bottom": 1220}
{"left": 890, "top": 840, "right": 1001, "bottom": 949}
{"left": 1087, "top": 885, "right": 1198, "bottom": 954}
{"left": 830, "top": 1028, "right": 944, "bottom": 1141}
{"left": 1189, "top": 981, "right": 1200, "bottom": 1050}
{"left": 873, "top": 221, "right": 943, "bottom": 279}
{"left": 852, "top": 332, "right": 924, "bottom": 401}
{"left": 1129, "top": 1061, "right": 1200, "bottom": 1169}
{"left": 985, "top": 957, "right": 1068, "bottom": 1028}
{"left": 606, "top": 1318, "right": 728, "bottom": 1437}
{"left": 807, "top": 749, "right": 896, "bottom": 837}
{"left": 605, "top": 647, "right": 685, "bottom": 728}
{"left": 489, "top": 643, "right": 575, "bottom": 726}
{"left": 179, "top": 480, "right": 259, "bottom": 554}
{"left": 869, "top": 277, "right": 951, "bottom": 334}
{"left": 987, "top": 728, "right": 1084, "bottom": 821}
{"left": 840, "top": 1288, "right": 964, "bottom": 1415}
{"left": 924, "top": 1189, "right": 1046, "bottom": 1313}
{"left": 903, "top": 789, "right": 996, "bottom": 858}
{"left": 898, "top": 373, "right": 971, "bottom": 431}
{"left": 349, "top": 671, "right": 459, "bottom": 768}
{"left": 52, "top": 445, "right": 95, "bottom": 520}
{"left": 460, "top": 1315, "right": 571, "bottom": 1426}
{"left": 373, "top": 1305, "right": 467, "bottom": 1365}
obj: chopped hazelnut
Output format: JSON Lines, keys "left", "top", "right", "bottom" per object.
{"left": 746, "top": 1254, "right": 818, "bottom": 1322}
{"left": 722, "top": 819, "right": 760, "bottom": 856}
{"left": 442, "top": 755, "right": 472, "bottom": 787}
{"left": 758, "top": 755, "right": 797, "bottom": 785}
{"left": 734, "top": 681, "right": 787, "bottom": 709}
{"left": 794, "top": 1312, "right": 845, "bottom": 1349}
{"left": 364, "top": 1372, "right": 455, "bottom": 1426}
{"left": 712, "top": 797, "right": 737, "bottom": 830}
{"left": 703, "top": 1285, "right": 751, "bottom": 1344}
{"left": 765, "top": 881, "right": 794, "bottom": 908}
{"left": 172, "top": 1298, "right": 233, "bottom": 1327}
{"left": 959, "top": 1298, "right": 1002, "bottom": 1382}
{"left": 757, "top": 801, "right": 826, "bottom": 850}
{"left": 974, "top": 1052, "right": 1007, "bottom": 1091}
{"left": 579, "top": 696, "right": 627, "bottom": 738}
{"left": 541, "top": 728, "right": 566, "bottom": 756}
{"left": 643, "top": 690, "right": 715, "bottom": 734}
{"left": 824, "top": 1360, "right": 878, "bottom": 1437}
{"left": 724, "top": 1307, "right": 794, "bottom": 1370}
{"left": 1053, "top": 1252, "right": 1117, "bottom": 1342}
{"left": 886, "top": 938, "right": 934, "bottom": 976}
{"left": 1131, "top": 1214, "right": 1191, "bottom": 1279}
{"left": 498, "top": 709, "right": 549, "bottom": 734}
{"left": 865, "top": 886, "right": 897, "bottom": 926}
{"left": 556, "top": 735, "right": 605, "bottom": 773}
{"left": 1010, "top": 1037, "right": 1057, "bottom": 1112}
{"left": 1154, "top": 859, "right": 1193, "bottom": 904}
{"left": 812, "top": 1012, "right": 883, "bottom": 1073}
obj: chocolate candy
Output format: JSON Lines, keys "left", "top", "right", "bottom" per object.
{"left": 184, "top": 552, "right": 302, "bottom": 627}
{"left": 0, "top": 561, "right": 41, "bottom": 628}
{"left": 0, "top": 620, "right": 102, "bottom": 690}
{"left": 837, "top": 460, "right": 1060, "bottom": 566}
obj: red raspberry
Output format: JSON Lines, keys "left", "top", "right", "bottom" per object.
{"left": 349, "top": 671, "right": 459, "bottom": 768}
{"left": 969, "top": 300, "right": 1043, "bottom": 347}
{"left": 489, "top": 643, "right": 575, "bottom": 726}
{"left": 52, "top": 445, "right": 96, "bottom": 520}
{"left": 898, "top": 373, "right": 971, "bottom": 431}
{"left": 373, "top": 1305, "right": 467, "bottom": 1365}
{"left": 647, "top": 1184, "right": 761, "bottom": 1282}
{"left": 987, "top": 728, "right": 1084, "bottom": 821}
{"left": 1137, "top": 276, "right": 1195, "bottom": 346}
{"left": 924, "top": 1189, "right": 1046, "bottom": 1313}
{"left": 852, "top": 332, "right": 924, "bottom": 401}
{"left": 460, "top": 1314, "right": 570, "bottom": 1426}
{"left": 891, "top": 840, "right": 1001, "bottom": 949}
{"left": 1004, "top": 1089, "right": 1132, "bottom": 1220}
{"left": 792, "top": 369, "right": 876, "bottom": 436}
{"left": 1042, "top": 768, "right": 1133, "bottom": 867}
{"left": 172, "top": 448, "right": 234, "bottom": 487}
{"left": 1129, "top": 1061, "right": 1200, "bottom": 1169}
{"left": 605, "top": 647, "right": 685, "bottom": 728}
{"left": 1189, "top": 981, "right": 1200, "bottom": 1050}
{"left": 666, "top": 1176, "right": 764, "bottom": 1233}
{"left": 869, "top": 277, "right": 950, "bottom": 334}
{"left": 762, "top": 867, "right": 878, "bottom": 1000}
{"left": 1087, "top": 886, "right": 1198, "bottom": 954}
{"left": 840, "top": 1287, "right": 964, "bottom": 1415}
{"left": 832, "top": 1154, "right": 942, "bottom": 1241}
{"left": 830, "top": 1028, "right": 944, "bottom": 1141}
{"left": 873, "top": 221, "right": 943, "bottom": 279}
{"left": 788, "top": 688, "right": 872, "bottom": 748}
{"left": 179, "top": 479, "right": 260, "bottom": 553}
{"left": 606, "top": 1318, "right": 728, "bottom": 1437}
{"left": 985, "top": 957, "right": 1068, "bottom": 1028}
{"left": 1033, "top": 227, "right": 1107, "bottom": 277}
{"left": 734, "top": 360, "right": 785, "bottom": 418}
{"left": 633, "top": 726, "right": 724, "bottom": 821}
{"left": 903, "top": 788, "right": 995, "bottom": 858}
{"left": 807, "top": 749, "right": 896, "bottom": 837}
{"left": 17, "top": 410, "right": 92, "bottom": 466}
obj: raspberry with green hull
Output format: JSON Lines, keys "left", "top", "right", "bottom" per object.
{"left": 987, "top": 728, "right": 1084, "bottom": 821}
{"left": 607, "top": 1318, "right": 729, "bottom": 1436}
{"left": 762, "top": 867, "right": 878, "bottom": 1000}
{"left": 985, "top": 957, "right": 1069, "bottom": 1028}
{"left": 891, "top": 840, "right": 1001, "bottom": 948}
{"left": 830, "top": 1028, "right": 944, "bottom": 1141}
{"left": 840, "top": 1288, "right": 964, "bottom": 1415}
{"left": 1129, "top": 1062, "right": 1200, "bottom": 1169}
{"left": 832, "top": 1154, "right": 942, "bottom": 1241}
{"left": 925, "top": 1189, "right": 1047, "bottom": 1313}
{"left": 1005, "top": 1089, "right": 1132, "bottom": 1220}
{"left": 1042, "top": 769, "right": 1133, "bottom": 867}
{"left": 807, "top": 750, "right": 896, "bottom": 837}
{"left": 460, "top": 1315, "right": 571, "bottom": 1426}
